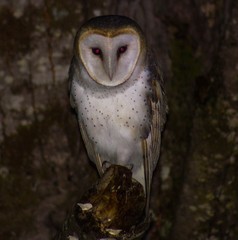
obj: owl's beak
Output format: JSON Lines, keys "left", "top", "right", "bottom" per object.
{"left": 104, "top": 55, "right": 116, "bottom": 81}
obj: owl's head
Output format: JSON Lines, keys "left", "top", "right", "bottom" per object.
{"left": 74, "top": 15, "right": 146, "bottom": 87}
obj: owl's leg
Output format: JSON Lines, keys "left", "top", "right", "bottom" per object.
{"left": 142, "top": 139, "right": 153, "bottom": 221}
{"left": 102, "top": 161, "right": 112, "bottom": 172}
{"left": 95, "top": 155, "right": 116, "bottom": 176}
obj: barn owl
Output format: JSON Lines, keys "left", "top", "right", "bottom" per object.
{"left": 69, "top": 15, "right": 167, "bottom": 218}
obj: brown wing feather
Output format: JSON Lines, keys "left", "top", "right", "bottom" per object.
{"left": 142, "top": 72, "right": 167, "bottom": 217}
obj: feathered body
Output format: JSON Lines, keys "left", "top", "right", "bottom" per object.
{"left": 69, "top": 16, "right": 167, "bottom": 205}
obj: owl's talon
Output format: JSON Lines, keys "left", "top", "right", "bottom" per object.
{"left": 102, "top": 161, "right": 112, "bottom": 171}
{"left": 125, "top": 164, "right": 134, "bottom": 170}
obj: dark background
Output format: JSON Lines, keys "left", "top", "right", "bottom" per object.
{"left": 0, "top": 0, "right": 237, "bottom": 239}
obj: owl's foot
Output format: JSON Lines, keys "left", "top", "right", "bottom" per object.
{"left": 102, "top": 161, "right": 112, "bottom": 172}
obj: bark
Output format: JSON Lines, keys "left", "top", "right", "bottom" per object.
{"left": 0, "top": 0, "right": 237, "bottom": 240}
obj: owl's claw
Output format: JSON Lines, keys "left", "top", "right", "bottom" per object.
{"left": 102, "top": 161, "right": 112, "bottom": 172}
{"left": 125, "top": 164, "right": 134, "bottom": 171}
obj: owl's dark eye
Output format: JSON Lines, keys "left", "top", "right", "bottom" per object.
{"left": 92, "top": 48, "right": 102, "bottom": 56}
{"left": 117, "top": 46, "right": 127, "bottom": 56}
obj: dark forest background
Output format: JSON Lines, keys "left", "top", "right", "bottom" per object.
{"left": 0, "top": 0, "right": 238, "bottom": 239}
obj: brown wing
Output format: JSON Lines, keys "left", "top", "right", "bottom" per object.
{"left": 142, "top": 70, "right": 167, "bottom": 217}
